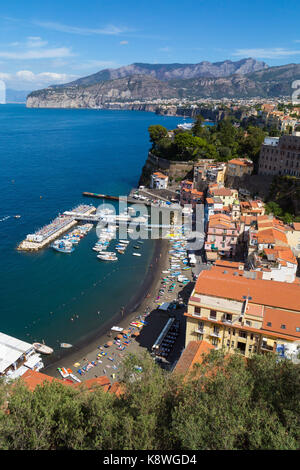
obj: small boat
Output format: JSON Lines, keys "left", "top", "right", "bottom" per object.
{"left": 33, "top": 342, "right": 53, "bottom": 355}
{"left": 14, "top": 215, "right": 21, "bottom": 219}
{"left": 57, "top": 367, "right": 69, "bottom": 378}
{"left": 132, "top": 253, "right": 141, "bottom": 257}
{"left": 52, "top": 240, "right": 74, "bottom": 254}
{"left": 60, "top": 343, "right": 73, "bottom": 348}
{"left": 70, "top": 373, "right": 81, "bottom": 383}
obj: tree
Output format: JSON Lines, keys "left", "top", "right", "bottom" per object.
{"left": 148, "top": 125, "right": 168, "bottom": 148}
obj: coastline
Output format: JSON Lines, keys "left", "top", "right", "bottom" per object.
{"left": 43, "top": 237, "right": 169, "bottom": 378}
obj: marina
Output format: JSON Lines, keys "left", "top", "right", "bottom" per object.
{"left": 17, "top": 205, "right": 96, "bottom": 251}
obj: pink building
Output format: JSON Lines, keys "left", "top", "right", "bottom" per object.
{"left": 205, "top": 213, "right": 239, "bottom": 261}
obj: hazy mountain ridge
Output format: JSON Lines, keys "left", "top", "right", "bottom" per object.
{"left": 27, "top": 62, "right": 300, "bottom": 108}
{"left": 57, "top": 58, "right": 268, "bottom": 88}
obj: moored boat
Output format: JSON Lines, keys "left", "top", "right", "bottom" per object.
{"left": 33, "top": 342, "right": 53, "bottom": 355}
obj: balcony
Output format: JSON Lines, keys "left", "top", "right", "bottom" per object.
{"left": 209, "top": 331, "right": 220, "bottom": 338}
{"left": 195, "top": 328, "right": 204, "bottom": 334}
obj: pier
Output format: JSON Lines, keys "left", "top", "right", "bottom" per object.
{"left": 17, "top": 205, "right": 96, "bottom": 251}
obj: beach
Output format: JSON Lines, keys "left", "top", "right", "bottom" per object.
{"left": 43, "top": 235, "right": 194, "bottom": 383}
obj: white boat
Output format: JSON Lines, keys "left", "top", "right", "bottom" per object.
{"left": 33, "top": 342, "right": 53, "bottom": 355}
{"left": 132, "top": 253, "right": 141, "bottom": 257}
{"left": 70, "top": 373, "right": 81, "bottom": 383}
{"left": 60, "top": 343, "right": 72, "bottom": 348}
{"left": 97, "top": 254, "right": 118, "bottom": 261}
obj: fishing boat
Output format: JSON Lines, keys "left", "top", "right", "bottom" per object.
{"left": 52, "top": 240, "right": 74, "bottom": 253}
{"left": 69, "top": 373, "right": 81, "bottom": 383}
{"left": 33, "top": 342, "right": 53, "bottom": 355}
{"left": 60, "top": 343, "right": 73, "bottom": 348}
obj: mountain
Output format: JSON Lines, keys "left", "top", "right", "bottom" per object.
{"left": 27, "top": 75, "right": 179, "bottom": 108}
{"left": 57, "top": 58, "right": 268, "bottom": 87}
{"left": 26, "top": 62, "right": 300, "bottom": 108}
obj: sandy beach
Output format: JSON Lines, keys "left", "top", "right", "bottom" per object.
{"left": 43, "top": 235, "right": 194, "bottom": 383}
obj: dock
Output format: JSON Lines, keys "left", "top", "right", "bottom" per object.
{"left": 17, "top": 205, "right": 96, "bottom": 251}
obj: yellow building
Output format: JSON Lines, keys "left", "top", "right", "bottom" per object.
{"left": 209, "top": 187, "right": 239, "bottom": 207}
{"left": 185, "top": 268, "right": 300, "bottom": 358}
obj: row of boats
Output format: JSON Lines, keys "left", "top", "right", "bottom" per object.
{"left": 51, "top": 223, "right": 94, "bottom": 253}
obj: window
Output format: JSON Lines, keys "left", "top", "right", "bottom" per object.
{"left": 239, "top": 331, "right": 247, "bottom": 339}
{"left": 210, "top": 310, "right": 217, "bottom": 319}
{"left": 194, "top": 306, "right": 201, "bottom": 316}
{"left": 246, "top": 321, "right": 252, "bottom": 326}
{"left": 267, "top": 322, "right": 272, "bottom": 327}
{"left": 281, "top": 324, "right": 286, "bottom": 330}
{"left": 211, "top": 337, "right": 218, "bottom": 346}
{"left": 296, "top": 327, "right": 300, "bottom": 332}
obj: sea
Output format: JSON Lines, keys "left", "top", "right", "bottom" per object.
{"left": 0, "top": 104, "right": 193, "bottom": 354}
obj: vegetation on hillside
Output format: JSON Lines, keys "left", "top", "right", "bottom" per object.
{"left": 266, "top": 175, "right": 300, "bottom": 222}
{"left": 0, "top": 351, "right": 299, "bottom": 450}
{"left": 148, "top": 116, "right": 266, "bottom": 166}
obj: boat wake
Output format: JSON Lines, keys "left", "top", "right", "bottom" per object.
{"left": 0, "top": 216, "right": 11, "bottom": 222}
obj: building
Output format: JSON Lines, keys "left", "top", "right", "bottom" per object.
{"left": 180, "top": 180, "right": 204, "bottom": 209}
{"left": 205, "top": 213, "right": 239, "bottom": 261}
{"left": 193, "top": 160, "right": 226, "bottom": 191}
{"left": 208, "top": 186, "right": 239, "bottom": 207}
{"left": 0, "top": 332, "right": 44, "bottom": 379}
{"left": 240, "top": 200, "right": 265, "bottom": 217}
{"left": 286, "top": 222, "right": 300, "bottom": 258}
{"left": 150, "top": 172, "right": 168, "bottom": 189}
{"left": 226, "top": 158, "right": 253, "bottom": 178}
{"left": 185, "top": 268, "right": 300, "bottom": 359}
{"left": 258, "top": 134, "right": 300, "bottom": 177}
{"left": 173, "top": 340, "right": 214, "bottom": 377}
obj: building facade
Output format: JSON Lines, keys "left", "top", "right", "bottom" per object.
{"left": 258, "top": 134, "right": 300, "bottom": 177}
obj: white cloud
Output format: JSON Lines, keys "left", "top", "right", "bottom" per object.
{"left": 35, "top": 21, "right": 131, "bottom": 36}
{"left": 233, "top": 48, "right": 300, "bottom": 59}
{"left": 0, "top": 47, "right": 74, "bottom": 59}
{"left": 0, "top": 70, "right": 78, "bottom": 90}
{"left": 120, "top": 40, "right": 128, "bottom": 45}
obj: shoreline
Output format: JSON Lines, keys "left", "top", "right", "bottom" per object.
{"left": 43, "top": 237, "right": 169, "bottom": 377}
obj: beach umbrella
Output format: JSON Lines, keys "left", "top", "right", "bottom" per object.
{"left": 132, "top": 331, "right": 140, "bottom": 337}
{"left": 116, "top": 334, "right": 123, "bottom": 339}
{"left": 123, "top": 330, "right": 129, "bottom": 335}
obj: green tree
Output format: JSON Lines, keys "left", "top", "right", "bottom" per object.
{"left": 148, "top": 125, "right": 168, "bottom": 148}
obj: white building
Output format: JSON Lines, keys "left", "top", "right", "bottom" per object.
{"left": 150, "top": 172, "right": 169, "bottom": 189}
{"left": 0, "top": 332, "right": 44, "bottom": 380}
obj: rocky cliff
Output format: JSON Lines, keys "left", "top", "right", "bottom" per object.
{"left": 27, "top": 63, "right": 300, "bottom": 109}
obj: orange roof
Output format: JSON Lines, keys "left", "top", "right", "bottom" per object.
{"left": 257, "top": 228, "right": 288, "bottom": 245}
{"left": 214, "top": 260, "right": 244, "bottom": 270}
{"left": 173, "top": 341, "right": 214, "bottom": 375}
{"left": 194, "top": 268, "right": 300, "bottom": 312}
{"left": 263, "top": 307, "right": 300, "bottom": 339}
{"left": 21, "top": 370, "right": 64, "bottom": 391}
{"left": 293, "top": 223, "right": 300, "bottom": 231}
{"left": 109, "top": 382, "right": 125, "bottom": 397}
{"left": 228, "top": 159, "right": 253, "bottom": 167}
{"left": 211, "top": 188, "right": 234, "bottom": 197}
{"left": 153, "top": 172, "right": 168, "bottom": 179}
{"left": 21, "top": 370, "right": 112, "bottom": 393}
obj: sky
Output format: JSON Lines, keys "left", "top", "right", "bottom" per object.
{"left": 0, "top": 0, "right": 300, "bottom": 90}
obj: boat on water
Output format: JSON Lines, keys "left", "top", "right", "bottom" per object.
{"left": 132, "top": 253, "right": 141, "bottom": 257}
{"left": 52, "top": 240, "right": 74, "bottom": 253}
{"left": 14, "top": 215, "right": 21, "bottom": 219}
{"left": 57, "top": 367, "right": 69, "bottom": 378}
{"left": 33, "top": 342, "right": 53, "bottom": 355}
{"left": 97, "top": 254, "right": 118, "bottom": 261}
{"left": 69, "top": 373, "right": 81, "bottom": 383}
{"left": 60, "top": 343, "right": 73, "bottom": 348}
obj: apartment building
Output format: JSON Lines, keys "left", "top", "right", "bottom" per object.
{"left": 185, "top": 268, "right": 300, "bottom": 358}
{"left": 258, "top": 134, "right": 300, "bottom": 177}
{"left": 205, "top": 213, "right": 239, "bottom": 261}
{"left": 226, "top": 158, "right": 253, "bottom": 178}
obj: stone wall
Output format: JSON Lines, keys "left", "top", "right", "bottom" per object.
{"left": 139, "top": 152, "right": 195, "bottom": 186}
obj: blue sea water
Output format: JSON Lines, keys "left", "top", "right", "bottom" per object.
{"left": 0, "top": 105, "right": 191, "bottom": 350}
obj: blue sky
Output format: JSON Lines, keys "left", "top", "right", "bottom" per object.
{"left": 0, "top": 0, "right": 300, "bottom": 90}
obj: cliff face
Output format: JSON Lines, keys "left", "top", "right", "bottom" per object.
{"left": 27, "top": 63, "right": 300, "bottom": 109}
{"left": 27, "top": 75, "right": 178, "bottom": 108}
